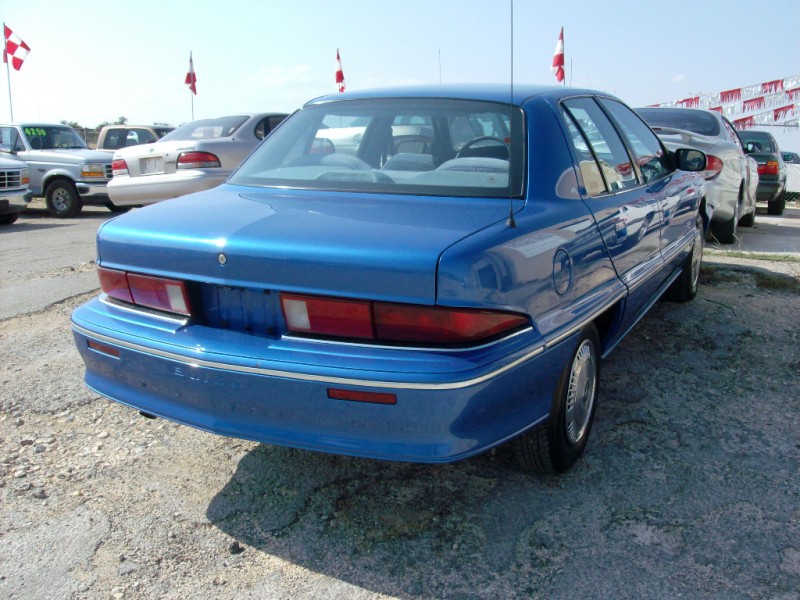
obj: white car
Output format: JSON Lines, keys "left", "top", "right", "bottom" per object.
{"left": 638, "top": 107, "right": 758, "bottom": 244}
{"left": 108, "top": 113, "right": 287, "bottom": 207}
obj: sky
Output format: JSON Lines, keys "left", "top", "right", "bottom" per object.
{"left": 2, "top": 0, "right": 799, "bottom": 146}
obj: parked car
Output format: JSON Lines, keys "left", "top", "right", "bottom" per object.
{"left": 107, "top": 113, "right": 288, "bottom": 207}
{"left": 637, "top": 107, "right": 757, "bottom": 243}
{"left": 96, "top": 125, "right": 175, "bottom": 152}
{"left": 737, "top": 130, "right": 788, "bottom": 215}
{"left": 0, "top": 155, "right": 32, "bottom": 225}
{"left": 783, "top": 151, "right": 800, "bottom": 165}
{"left": 0, "top": 123, "right": 115, "bottom": 217}
{"left": 72, "top": 85, "right": 708, "bottom": 474}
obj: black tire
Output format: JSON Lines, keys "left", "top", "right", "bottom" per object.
{"left": 738, "top": 209, "right": 755, "bottom": 227}
{"left": 0, "top": 213, "right": 19, "bottom": 225}
{"left": 711, "top": 204, "right": 737, "bottom": 244}
{"left": 767, "top": 189, "right": 786, "bottom": 216}
{"left": 665, "top": 215, "right": 704, "bottom": 303}
{"left": 513, "top": 324, "right": 601, "bottom": 474}
{"left": 104, "top": 201, "right": 131, "bottom": 214}
{"left": 45, "top": 179, "right": 82, "bottom": 218}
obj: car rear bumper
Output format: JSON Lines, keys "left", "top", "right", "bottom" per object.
{"left": 71, "top": 297, "right": 570, "bottom": 463}
{"left": 107, "top": 171, "right": 228, "bottom": 206}
{"left": 755, "top": 180, "right": 784, "bottom": 203}
{"left": 0, "top": 189, "right": 32, "bottom": 215}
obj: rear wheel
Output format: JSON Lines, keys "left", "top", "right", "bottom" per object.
{"left": 104, "top": 201, "right": 131, "bottom": 214}
{"left": 738, "top": 186, "right": 755, "bottom": 227}
{"left": 665, "top": 215, "right": 704, "bottom": 302}
{"left": 513, "top": 325, "right": 600, "bottom": 474}
{"left": 0, "top": 213, "right": 19, "bottom": 225}
{"left": 711, "top": 202, "right": 737, "bottom": 244}
{"left": 45, "top": 179, "right": 82, "bottom": 218}
{"left": 768, "top": 189, "right": 786, "bottom": 216}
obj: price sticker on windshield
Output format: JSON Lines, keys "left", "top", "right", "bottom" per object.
{"left": 23, "top": 128, "right": 47, "bottom": 137}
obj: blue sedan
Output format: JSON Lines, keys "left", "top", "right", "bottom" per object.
{"left": 71, "top": 85, "right": 708, "bottom": 473}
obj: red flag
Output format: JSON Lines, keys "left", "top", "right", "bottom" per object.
{"left": 551, "top": 27, "right": 564, "bottom": 83}
{"left": 185, "top": 52, "right": 197, "bottom": 95}
{"left": 336, "top": 48, "right": 346, "bottom": 93}
{"left": 4, "top": 25, "right": 30, "bottom": 71}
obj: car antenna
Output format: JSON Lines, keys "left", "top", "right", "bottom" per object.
{"left": 506, "top": 0, "right": 517, "bottom": 228}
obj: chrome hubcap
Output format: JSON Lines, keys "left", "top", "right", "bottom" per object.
{"left": 52, "top": 188, "right": 72, "bottom": 211}
{"left": 565, "top": 339, "right": 597, "bottom": 445}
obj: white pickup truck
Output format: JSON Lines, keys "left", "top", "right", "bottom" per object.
{"left": 0, "top": 123, "right": 118, "bottom": 217}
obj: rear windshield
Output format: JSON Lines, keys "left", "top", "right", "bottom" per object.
{"left": 228, "top": 98, "right": 524, "bottom": 198}
{"left": 637, "top": 108, "right": 721, "bottom": 137}
{"left": 737, "top": 131, "right": 775, "bottom": 152}
{"left": 160, "top": 116, "right": 248, "bottom": 141}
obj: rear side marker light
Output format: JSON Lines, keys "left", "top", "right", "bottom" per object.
{"left": 328, "top": 388, "right": 397, "bottom": 405}
{"left": 177, "top": 151, "right": 221, "bottom": 169}
{"left": 87, "top": 339, "right": 120, "bottom": 358}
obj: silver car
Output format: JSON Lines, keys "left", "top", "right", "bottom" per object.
{"left": 637, "top": 107, "right": 758, "bottom": 244}
{"left": 108, "top": 113, "right": 288, "bottom": 207}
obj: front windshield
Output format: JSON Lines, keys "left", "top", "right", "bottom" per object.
{"left": 23, "top": 126, "right": 87, "bottom": 150}
{"left": 229, "top": 98, "right": 524, "bottom": 198}
{"left": 160, "top": 116, "right": 248, "bottom": 141}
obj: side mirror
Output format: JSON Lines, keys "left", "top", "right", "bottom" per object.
{"left": 674, "top": 148, "right": 706, "bottom": 172}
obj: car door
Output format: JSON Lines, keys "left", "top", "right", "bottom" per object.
{"left": 597, "top": 98, "right": 698, "bottom": 270}
{"left": 561, "top": 97, "right": 665, "bottom": 324}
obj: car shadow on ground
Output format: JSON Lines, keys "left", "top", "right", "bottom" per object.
{"left": 205, "top": 442, "right": 567, "bottom": 598}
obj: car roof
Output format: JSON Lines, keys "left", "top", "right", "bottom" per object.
{"left": 305, "top": 84, "right": 615, "bottom": 107}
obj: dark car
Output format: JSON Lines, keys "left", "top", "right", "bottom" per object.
{"left": 72, "top": 85, "right": 708, "bottom": 474}
{"left": 737, "top": 130, "right": 787, "bottom": 215}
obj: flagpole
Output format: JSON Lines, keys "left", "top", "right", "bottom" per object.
{"left": 3, "top": 22, "right": 13, "bottom": 121}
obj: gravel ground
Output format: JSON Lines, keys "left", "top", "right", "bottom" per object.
{"left": 1, "top": 251, "right": 799, "bottom": 599}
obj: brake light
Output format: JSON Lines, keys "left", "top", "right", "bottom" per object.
{"left": 757, "top": 160, "right": 779, "bottom": 176}
{"left": 112, "top": 159, "right": 129, "bottom": 176}
{"left": 281, "top": 293, "right": 528, "bottom": 345}
{"left": 177, "top": 151, "right": 221, "bottom": 169}
{"left": 701, "top": 154, "right": 723, "bottom": 179}
{"left": 97, "top": 267, "right": 192, "bottom": 316}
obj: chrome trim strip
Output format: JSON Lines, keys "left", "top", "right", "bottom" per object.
{"left": 72, "top": 323, "right": 545, "bottom": 391}
{"left": 99, "top": 295, "right": 189, "bottom": 326}
{"left": 282, "top": 325, "right": 534, "bottom": 353}
{"left": 661, "top": 229, "right": 694, "bottom": 265}
{"left": 543, "top": 285, "right": 627, "bottom": 349}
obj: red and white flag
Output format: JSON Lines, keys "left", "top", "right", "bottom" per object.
{"left": 336, "top": 48, "right": 346, "bottom": 93}
{"left": 185, "top": 52, "right": 197, "bottom": 95}
{"left": 551, "top": 27, "right": 565, "bottom": 84}
{"left": 3, "top": 24, "right": 30, "bottom": 71}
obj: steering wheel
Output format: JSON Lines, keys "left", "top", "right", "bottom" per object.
{"left": 456, "top": 136, "right": 508, "bottom": 159}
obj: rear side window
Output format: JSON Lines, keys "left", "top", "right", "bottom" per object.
{"left": 599, "top": 98, "right": 671, "bottom": 184}
{"left": 562, "top": 97, "right": 639, "bottom": 196}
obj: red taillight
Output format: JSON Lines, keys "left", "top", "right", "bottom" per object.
{"left": 97, "top": 267, "right": 191, "bottom": 316}
{"left": 281, "top": 294, "right": 373, "bottom": 339}
{"left": 701, "top": 154, "right": 723, "bottom": 179}
{"left": 177, "top": 151, "right": 221, "bottom": 169}
{"left": 97, "top": 267, "right": 133, "bottom": 303}
{"left": 757, "top": 160, "right": 779, "bottom": 176}
{"left": 280, "top": 293, "right": 528, "bottom": 346}
{"left": 111, "top": 159, "right": 129, "bottom": 176}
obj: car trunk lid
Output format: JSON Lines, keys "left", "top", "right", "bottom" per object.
{"left": 97, "top": 185, "right": 511, "bottom": 308}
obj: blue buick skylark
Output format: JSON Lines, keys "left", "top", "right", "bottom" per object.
{"left": 72, "top": 85, "right": 708, "bottom": 473}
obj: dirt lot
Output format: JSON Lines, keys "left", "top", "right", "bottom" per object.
{"left": 1, "top": 211, "right": 800, "bottom": 598}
